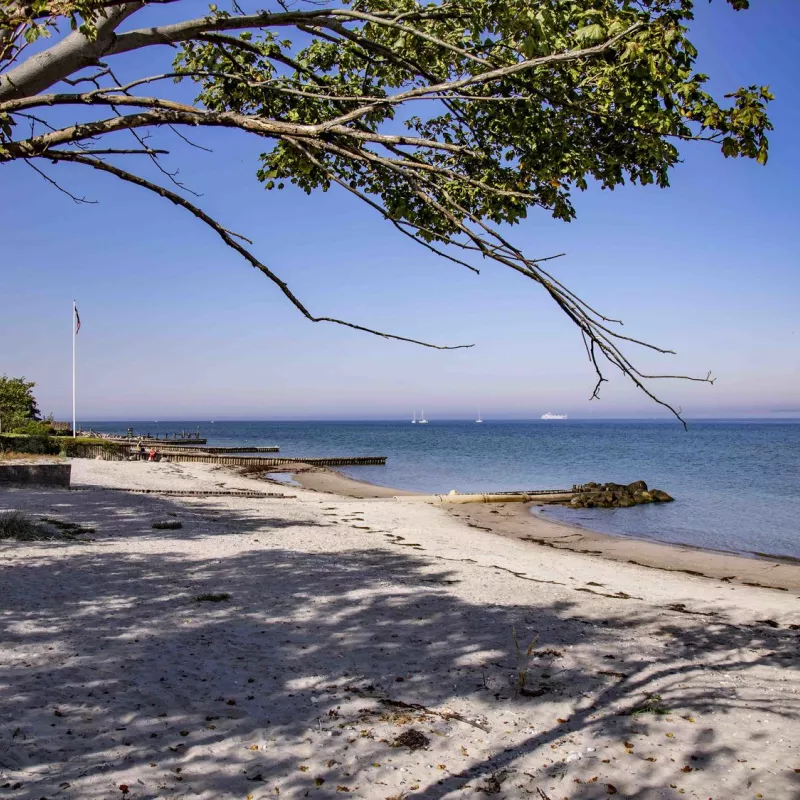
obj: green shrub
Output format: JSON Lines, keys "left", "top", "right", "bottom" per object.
{"left": 13, "top": 420, "right": 53, "bottom": 437}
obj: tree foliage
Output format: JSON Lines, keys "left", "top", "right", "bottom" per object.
{"left": 0, "top": 375, "right": 42, "bottom": 432}
{"left": 0, "top": 0, "right": 773, "bottom": 423}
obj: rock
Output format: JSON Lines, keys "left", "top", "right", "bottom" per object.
{"left": 650, "top": 489, "right": 674, "bottom": 502}
{"left": 565, "top": 480, "right": 672, "bottom": 509}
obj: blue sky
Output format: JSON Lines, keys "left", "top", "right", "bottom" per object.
{"left": 1, "top": 0, "right": 798, "bottom": 421}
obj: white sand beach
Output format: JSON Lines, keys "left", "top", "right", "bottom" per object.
{"left": 1, "top": 460, "right": 799, "bottom": 799}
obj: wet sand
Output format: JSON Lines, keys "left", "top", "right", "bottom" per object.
{"left": 288, "top": 467, "right": 800, "bottom": 593}
{"left": 288, "top": 464, "right": 420, "bottom": 498}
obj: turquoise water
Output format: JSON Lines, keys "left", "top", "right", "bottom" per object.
{"left": 83, "top": 420, "right": 800, "bottom": 559}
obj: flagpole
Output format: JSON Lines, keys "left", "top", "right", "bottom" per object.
{"left": 72, "top": 300, "right": 76, "bottom": 438}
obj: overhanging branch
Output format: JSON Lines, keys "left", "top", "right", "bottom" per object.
{"left": 38, "top": 149, "right": 472, "bottom": 352}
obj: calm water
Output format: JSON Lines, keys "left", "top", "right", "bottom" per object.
{"left": 83, "top": 420, "right": 800, "bottom": 559}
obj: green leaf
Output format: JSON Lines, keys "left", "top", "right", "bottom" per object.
{"left": 573, "top": 24, "right": 605, "bottom": 45}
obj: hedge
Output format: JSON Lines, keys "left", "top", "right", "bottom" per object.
{"left": 0, "top": 434, "right": 123, "bottom": 457}
{"left": 0, "top": 433, "right": 61, "bottom": 455}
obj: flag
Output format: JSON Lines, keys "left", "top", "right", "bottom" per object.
{"left": 75, "top": 304, "right": 81, "bottom": 335}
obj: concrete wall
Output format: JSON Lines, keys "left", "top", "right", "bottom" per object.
{"left": 0, "top": 464, "right": 71, "bottom": 487}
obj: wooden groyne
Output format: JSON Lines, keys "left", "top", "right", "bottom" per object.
{"left": 489, "top": 489, "right": 573, "bottom": 496}
{"left": 106, "top": 488, "right": 290, "bottom": 498}
{"left": 397, "top": 490, "right": 574, "bottom": 504}
{"left": 65, "top": 444, "right": 385, "bottom": 467}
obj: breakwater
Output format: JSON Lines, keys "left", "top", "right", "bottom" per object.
{"left": 64, "top": 443, "right": 386, "bottom": 468}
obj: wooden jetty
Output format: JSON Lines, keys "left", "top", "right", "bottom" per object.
{"left": 160, "top": 454, "right": 387, "bottom": 467}
{"left": 109, "top": 437, "right": 208, "bottom": 445}
{"left": 137, "top": 445, "right": 281, "bottom": 454}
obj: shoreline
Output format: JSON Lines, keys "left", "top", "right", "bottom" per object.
{"left": 283, "top": 466, "right": 800, "bottom": 593}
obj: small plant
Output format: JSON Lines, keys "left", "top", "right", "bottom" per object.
{"left": 512, "top": 627, "right": 540, "bottom": 695}
{"left": 152, "top": 520, "right": 183, "bottom": 530}
{"left": 195, "top": 592, "right": 231, "bottom": 602}
{"left": 40, "top": 517, "right": 95, "bottom": 536}
{"left": 629, "top": 693, "right": 670, "bottom": 716}
{"left": 0, "top": 510, "right": 49, "bottom": 541}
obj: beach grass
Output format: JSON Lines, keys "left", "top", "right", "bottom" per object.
{"left": 0, "top": 511, "right": 50, "bottom": 541}
{"left": 152, "top": 520, "right": 183, "bottom": 530}
{"left": 195, "top": 592, "right": 231, "bottom": 602}
{"left": 512, "top": 627, "right": 540, "bottom": 695}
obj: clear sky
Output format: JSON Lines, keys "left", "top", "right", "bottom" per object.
{"left": 1, "top": 1, "right": 798, "bottom": 421}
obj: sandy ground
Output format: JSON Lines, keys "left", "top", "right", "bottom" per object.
{"left": 1, "top": 460, "right": 799, "bottom": 800}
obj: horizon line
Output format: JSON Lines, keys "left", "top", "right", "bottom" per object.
{"left": 69, "top": 415, "right": 800, "bottom": 423}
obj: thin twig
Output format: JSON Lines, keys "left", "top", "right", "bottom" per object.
{"left": 24, "top": 158, "right": 96, "bottom": 204}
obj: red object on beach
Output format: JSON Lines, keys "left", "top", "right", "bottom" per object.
{"left": 148, "top": 449, "right": 156, "bottom": 462}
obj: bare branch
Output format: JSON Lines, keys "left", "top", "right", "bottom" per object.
{"left": 38, "top": 149, "right": 472, "bottom": 351}
{"left": 51, "top": 147, "right": 169, "bottom": 155}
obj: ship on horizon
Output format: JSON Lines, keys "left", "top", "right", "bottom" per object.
{"left": 541, "top": 412, "right": 568, "bottom": 420}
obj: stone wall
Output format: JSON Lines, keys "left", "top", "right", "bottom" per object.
{"left": 0, "top": 464, "right": 71, "bottom": 487}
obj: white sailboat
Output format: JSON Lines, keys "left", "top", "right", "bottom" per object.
{"left": 476, "top": 408, "right": 483, "bottom": 423}
{"left": 411, "top": 411, "right": 417, "bottom": 424}
{"left": 418, "top": 409, "right": 429, "bottom": 424}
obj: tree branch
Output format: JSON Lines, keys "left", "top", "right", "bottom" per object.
{"left": 37, "top": 149, "right": 471, "bottom": 351}
{"left": 0, "top": 3, "right": 142, "bottom": 102}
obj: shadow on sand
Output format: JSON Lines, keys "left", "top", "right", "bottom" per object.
{"left": 1, "top": 488, "right": 798, "bottom": 799}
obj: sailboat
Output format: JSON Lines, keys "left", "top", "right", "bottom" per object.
{"left": 411, "top": 411, "right": 417, "bottom": 424}
{"left": 476, "top": 407, "right": 483, "bottom": 423}
{"left": 418, "top": 409, "right": 429, "bottom": 424}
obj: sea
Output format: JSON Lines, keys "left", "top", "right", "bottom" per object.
{"left": 82, "top": 420, "right": 800, "bottom": 560}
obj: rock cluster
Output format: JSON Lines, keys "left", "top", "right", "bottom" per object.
{"left": 567, "top": 480, "right": 674, "bottom": 509}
